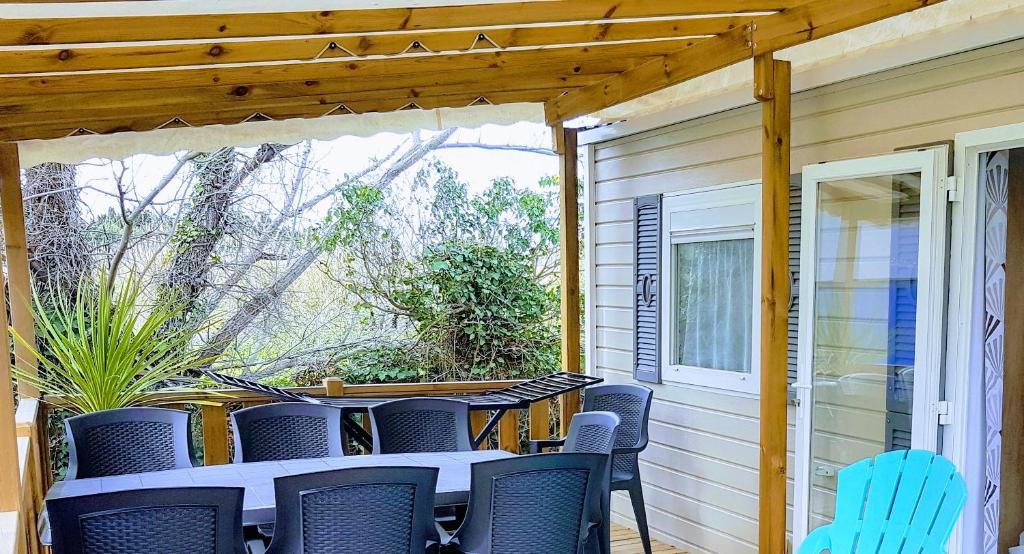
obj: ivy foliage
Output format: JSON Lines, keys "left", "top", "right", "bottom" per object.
{"left": 300, "top": 161, "right": 562, "bottom": 384}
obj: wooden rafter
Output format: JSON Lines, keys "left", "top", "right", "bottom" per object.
{"left": 0, "top": 40, "right": 694, "bottom": 96}
{"left": 544, "top": 0, "right": 944, "bottom": 122}
{"left": 0, "top": 18, "right": 736, "bottom": 74}
{"left": 0, "top": 1, "right": 796, "bottom": 45}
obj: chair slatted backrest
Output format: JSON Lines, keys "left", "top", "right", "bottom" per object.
{"left": 581, "top": 384, "right": 652, "bottom": 479}
{"left": 47, "top": 487, "right": 247, "bottom": 554}
{"left": 799, "top": 449, "right": 967, "bottom": 554}
{"left": 452, "top": 453, "right": 606, "bottom": 554}
{"left": 368, "top": 398, "right": 473, "bottom": 454}
{"left": 230, "top": 402, "right": 345, "bottom": 463}
{"left": 64, "top": 407, "right": 195, "bottom": 479}
{"left": 265, "top": 466, "right": 439, "bottom": 554}
{"left": 563, "top": 411, "right": 620, "bottom": 455}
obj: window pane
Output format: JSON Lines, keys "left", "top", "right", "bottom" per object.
{"left": 672, "top": 238, "right": 754, "bottom": 372}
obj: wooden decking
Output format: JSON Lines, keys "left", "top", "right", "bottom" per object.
{"left": 611, "top": 524, "right": 687, "bottom": 553}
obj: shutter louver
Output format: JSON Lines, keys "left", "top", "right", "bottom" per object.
{"left": 787, "top": 176, "right": 802, "bottom": 388}
{"left": 884, "top": 179, "right": 920, "bottom": 450}
{"left": 634, "top": 194, "right": 661, "bottom": 384}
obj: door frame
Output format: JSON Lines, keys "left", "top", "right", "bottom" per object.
{"left": 946, "top": 122, "right": 1024, "bottom": 553}
{"left": 793, "top": 149, "right": 950, "bottom": 545}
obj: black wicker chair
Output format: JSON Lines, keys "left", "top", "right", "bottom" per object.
{"left": 47, "top": 487, "right": 247, "bottom": 554}
{"left": 529, "top": 411, "right": 620, "bottom": 455}
{"left": 264, "top": 466, "right": 441, "bottom": 554}
{"left": 368, "top": 398, "right": 473, "bottom": 454}
{"left": 64, "top": 407, "right": 196, "bottom": 480}
{"left": 530, "top": 411, "right": 620, "bottom": 554}
{"left": 448, "top": 453, "right": 607, "bottom": 554}
{"left": 584, "top": 384, "right": 654, "bottom": 554}
{"left": 230, "top": 402, "right": 345, "bottom": 463}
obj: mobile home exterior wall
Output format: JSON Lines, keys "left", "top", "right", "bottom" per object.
{"left": 585, "top": 39, "right": 1024, "bottom": 553}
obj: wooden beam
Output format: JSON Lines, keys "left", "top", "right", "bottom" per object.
{"left": 1000, "top": 148, "right": 1024, "bottom": 554}
{"left": 557, "top": 124, "right": 582, "bottom": 436}
{"left": 545, "top": 0, "right": 945, "bottom": 122}
{"left": 0, "top": 267, "right": 19, "bottom": 512}
{"left": 0, "top": 40, "right": 696, "bottom": 98}
{"left": 0, "top": 57, "right": 645, "bottom": 118}
{"left": 0, "top": 19, "right": 733, "bottom": 74}
{"left": 0, "top": 1, "right": 796, "bottom": 46}
{"left": 0, "top": 89, "right": 565, "bottom": 141}
{"left": 756, "top": 54, "right": 790, "bottom": 554}
{"left": 0, "top": 144, "right": 37, "bottom": 398}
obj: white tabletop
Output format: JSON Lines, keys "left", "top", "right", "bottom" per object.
{"left": 42, "top": 450, "right": 516, "bottom": 545}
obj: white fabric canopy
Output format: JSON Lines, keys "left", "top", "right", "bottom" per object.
{"left": 16, "top": 102, "right": 547, "bottom": 167}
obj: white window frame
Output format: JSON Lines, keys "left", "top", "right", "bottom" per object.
{"left": 659, "top": 183, "right": 761, "bottom": 395}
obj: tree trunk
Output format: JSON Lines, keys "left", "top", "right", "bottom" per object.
{"left": 22, "top": 162, "right": 91, "bottom": 303}
{"left": 159, "top": 144, "right": 285, "bottom": 324}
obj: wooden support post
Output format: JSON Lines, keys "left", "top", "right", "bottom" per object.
{"left": 1000, "top": 148, "right": 1024, "bottom": 553}
{"left": 324, "top": 377, "right": 345, "bottom": 398}
{"left": 755, "top": 53, "right": 791, "bottom": 554}
{"left": 0, "top": 267, "right": 21, "bottom": 512}
{"left": 0, "top": 144, "right": 37, "bottom": 398}
{"left": 200, "top": 404, "right": 230, "bottom": 466}
{"left": 529, "top": 398, "right": 550, "bottom": 442}
{"left": 497, "top": 411, "right": 519, "bottom": 453}
{"left": 470, "top": 411, "right": 490, "bottom": 450}
{"left": 556, "top": 123, "right": 582, "bottom": 436}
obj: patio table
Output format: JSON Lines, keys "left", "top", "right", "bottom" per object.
{"left": 39, "top": 449, "right": 515, "bottom": 546}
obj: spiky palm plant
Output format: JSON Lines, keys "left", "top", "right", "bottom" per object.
{"left": 11, "top": 273, "right": 217, "bottom": 413}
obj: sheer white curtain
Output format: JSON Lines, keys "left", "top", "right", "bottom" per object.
{"left": 673, "top": 237, "right": 754, "bottom": 373}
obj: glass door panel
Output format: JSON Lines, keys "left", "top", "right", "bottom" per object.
{"left": 794, "top": 150, "right": 947, "bottom": 544}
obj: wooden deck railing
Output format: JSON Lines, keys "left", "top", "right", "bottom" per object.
{"left": 4, "top": 377, "right": 573, "bottom": 553}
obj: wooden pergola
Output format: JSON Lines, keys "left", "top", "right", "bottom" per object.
{"left": 0, "top": 0, "right": 942, "bottom": 552}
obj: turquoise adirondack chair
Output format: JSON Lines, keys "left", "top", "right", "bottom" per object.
{"left": 799, "top": 449, "right": 966, "bottom": 553}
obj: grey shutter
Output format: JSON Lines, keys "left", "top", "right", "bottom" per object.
{"left": 634, "top": 194, "right": 661, "bottom": 384}
{"left": 787, "top": 176, "right": 802, "bottom": 388}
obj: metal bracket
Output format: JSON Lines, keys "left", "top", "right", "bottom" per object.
{"left": 472, "top": 409, "right": 507, "bottom": 449}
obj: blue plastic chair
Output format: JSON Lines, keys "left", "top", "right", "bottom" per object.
{"left": 368, "top": 397, "right": 474, "bottom": 454}
{"left": 799, "top": 449, "right": 967, "bottom": 554}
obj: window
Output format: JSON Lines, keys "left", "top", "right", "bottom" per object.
{"left": 672, "top": 236, "right": 754, "bottom": 372}
{"left": 661, "top": 185, "right": 760, "bottom": 393}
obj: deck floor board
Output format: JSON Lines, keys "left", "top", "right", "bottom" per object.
{"left": 611, "top": 524, "right": 687, "bottom": 553}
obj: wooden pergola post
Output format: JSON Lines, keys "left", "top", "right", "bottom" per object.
{"left": 755, "top": 53, "right": 791, "bottom": 554}
{"left": 0, "top": 144, "right": 38, "bottom": 398}
{"left": 556, "top": 124, "right": 582, "bottom": 436}
{"left": 0, "top": 266, "right": 21, "bottom": 513}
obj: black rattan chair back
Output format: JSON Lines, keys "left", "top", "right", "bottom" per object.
{"left": 368, "top": 398, "right": 473, "bottom": 454}
{"left": 563, "top": 411, "right": 620, "bottom": 455}
{"left": 230, "top": 402, "right": 344, "bottom": 463}
{"left": 265, "top": 466, "right": 440, "bottom": 554}
{"left": 64, "top": 407, "right": 195, "bottom": 480}
{"left": 451, "top": 453, "right": 606, "bottom": 554}
{"left": 582, "top": 384, "right": 652, "bottom": 480}
{"left": 47, "top": 487, "right": 246, "bottom": 554}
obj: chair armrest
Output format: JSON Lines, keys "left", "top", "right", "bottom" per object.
{"left": 611, "top": 445, "right": 644, "bottom": 456}
{"left": 528, "top": 439, "right": 566, "bottom": 454}
{"left": 798, "top": 526, "right": 832, "bottom": 553}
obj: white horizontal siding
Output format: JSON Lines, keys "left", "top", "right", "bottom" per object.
{"left": 586, "top": 38, "right": 1024, "bottom": 553}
